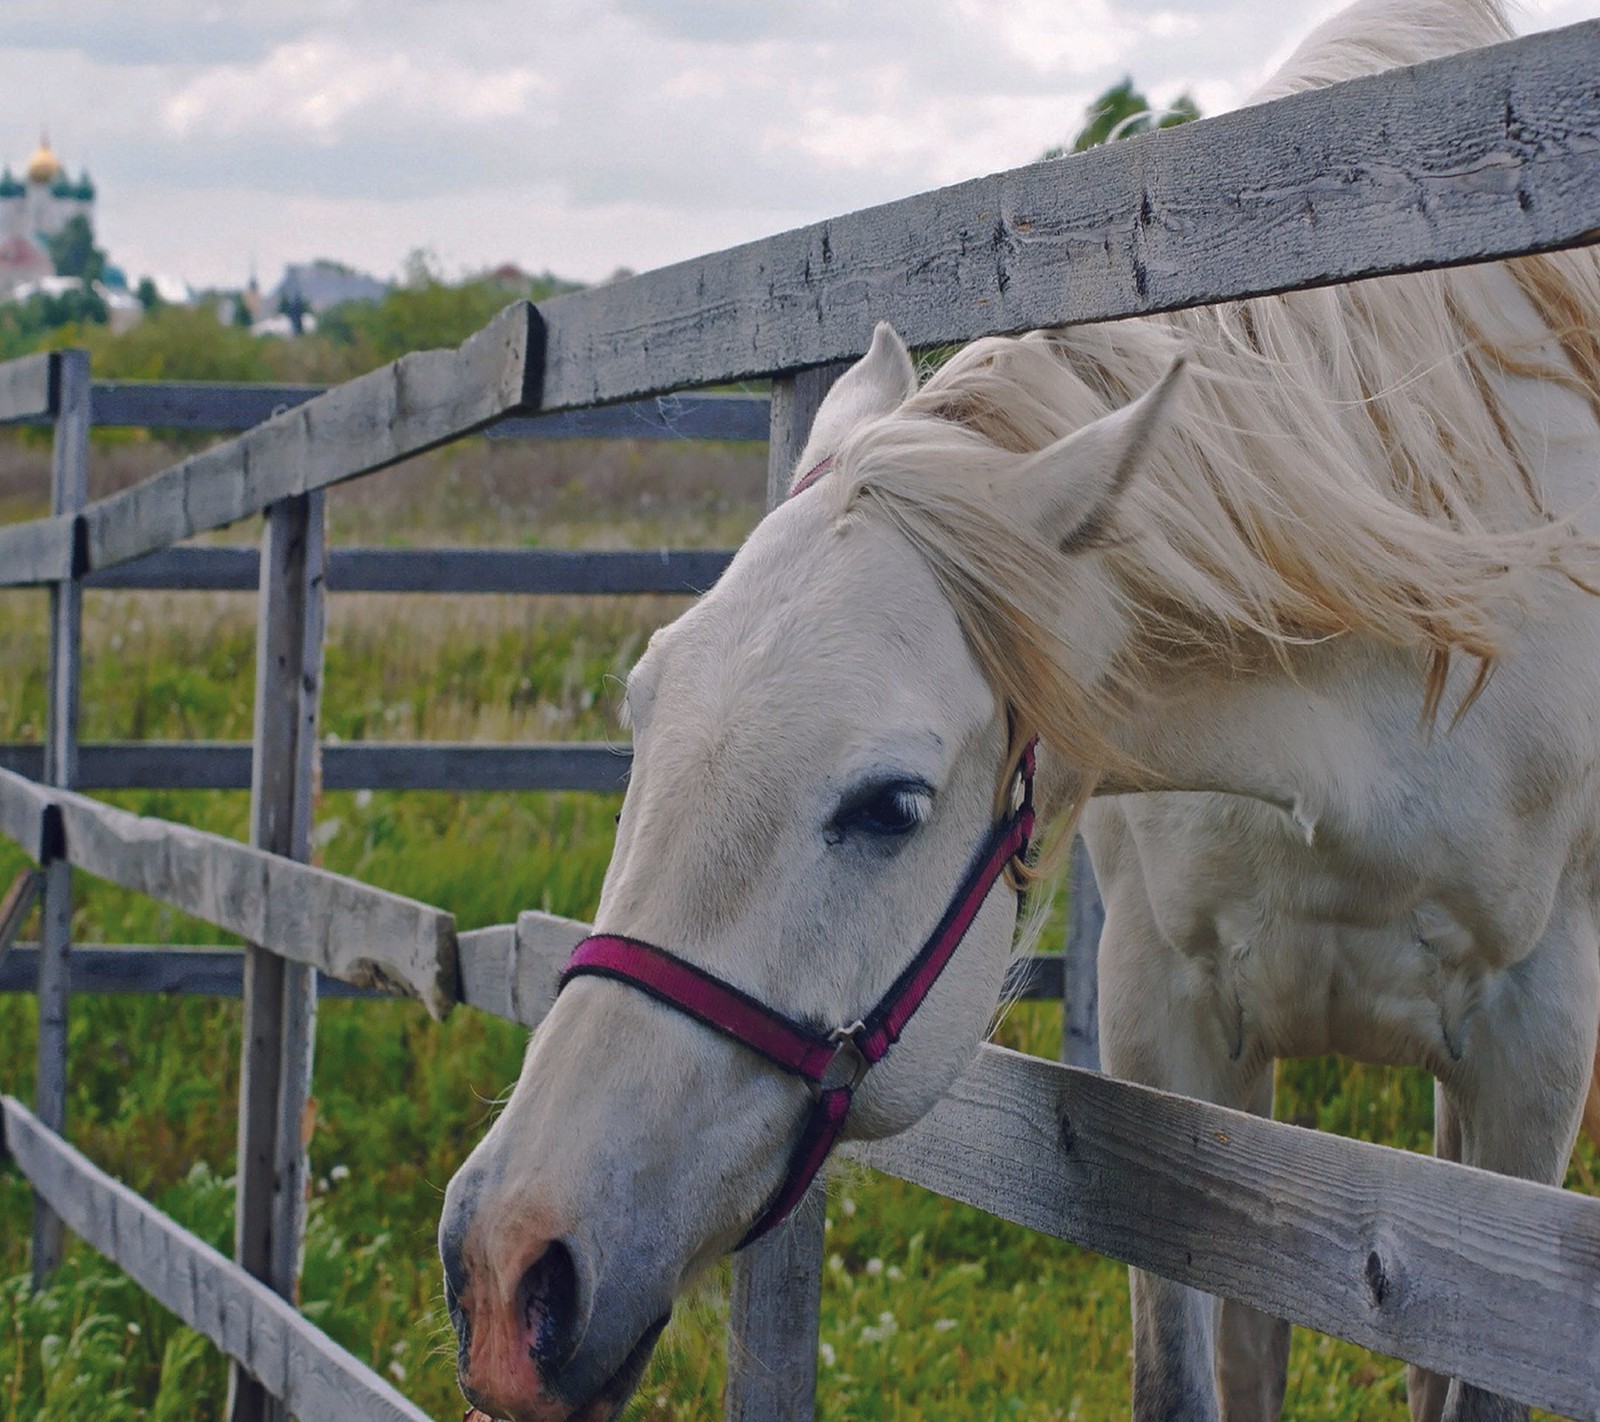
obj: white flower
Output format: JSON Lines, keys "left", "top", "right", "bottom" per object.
{"left": 865, "top": 1258, "right": 883, "bottom": 1277}
{"left": 819, "top": 1342, "right": 837, "bottom": 1367}
{"left": 329, "top": 1163, "right": 351, "bottom": 1182}
{"left": 933, "top": 1318, "right": 957, "bottom": 1334}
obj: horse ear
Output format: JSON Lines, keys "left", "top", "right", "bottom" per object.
{"left": 795, "top": 323, "right": 917, "bottom": 476}
{"left": 1017, "top": 356, "right": 1186, "bottom": 552}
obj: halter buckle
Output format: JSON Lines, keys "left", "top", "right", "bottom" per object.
{"left": 813, "top": 1020, "right": 871, "bottom": 1098}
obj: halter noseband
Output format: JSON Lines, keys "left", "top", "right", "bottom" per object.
{"left": 558, "top": 452, "right": 1037, "bottom": 1248}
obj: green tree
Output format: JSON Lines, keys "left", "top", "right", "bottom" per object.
{"left": 43, "top": 214, "right": 107, "bottom": 284}
{"left": 73, "top": 304, "right": 278, "bottom": 383}
{"left": 1041, "top": 77, "right": 1200, "bottom": 159}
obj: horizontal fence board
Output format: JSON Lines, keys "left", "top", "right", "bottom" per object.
{"left": 78, "top": 545, "right": 734, "bottom": 595}
{"left": 0, "top": 945, "right": 391, "bottom": 999}
{"left": 0, "top": 352, "right": 54, "bottom": 424}
{"left": 0, "top": 938, "right": 1065, "bottom": 1010}
{"left": 487, "top": 392, "right": 769, "bottom": 442}
{"left": 90, "top": 382, "right": 320, "bottom": 431}
{"left": 0, "top": 741, "right": 632, "bottom": 792}
{"left": 0, "top": 514, "right": 77, "bottom": 587}
{"left": 535, "top": 22, "right": 1600, "bottom": 409}
{"left": 0, "top": 1097, "right": 432, "bottom": 1422}
{"left": 849, "top": 1046, "right": 1600, "bottom": 1417}
{"left": 77, "top": 303, "right": 540, "bottom": 575}
{"left": 0, "top": 767, "right": 458, "bottom": 1014}
{"left": 25, "top": 382, "right": 766, "bottom": 440}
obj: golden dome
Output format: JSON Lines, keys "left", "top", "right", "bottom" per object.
{"left": 26, "top": 140, "right": 61, "bottom": 185}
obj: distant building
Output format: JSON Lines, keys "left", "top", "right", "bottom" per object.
{"left": 0, "top": 135, "right": 96, "bottom": 295}
{"left": 264, "top": 260, "right": 388, "bottom": 328}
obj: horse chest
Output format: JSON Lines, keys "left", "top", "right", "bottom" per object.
{"left": 1089, "top": 780, "right": 1597, "bottom": 1070}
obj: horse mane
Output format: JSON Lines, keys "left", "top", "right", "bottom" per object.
{"left": 823, "top": 0, "right": 1600, "bottom": 788}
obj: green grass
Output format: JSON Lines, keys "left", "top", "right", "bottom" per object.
{"left": 0, "top": 432, "right": 1595, "bottom": 1420}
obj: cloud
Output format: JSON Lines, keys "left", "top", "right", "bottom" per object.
{"left": 162, "top": 39, "right": 547, "bottom": 144}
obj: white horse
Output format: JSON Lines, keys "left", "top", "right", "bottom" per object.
{"left": 441, "top": 2, "right": 1600, "bottom": 1418}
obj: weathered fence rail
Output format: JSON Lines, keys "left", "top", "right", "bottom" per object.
{"left": 3, "top": 17, "right": 1600, "bottom": 1422}
{"left": 0, "top": 1096, "right": 433, "bottom": 1422}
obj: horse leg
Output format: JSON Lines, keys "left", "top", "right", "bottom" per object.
{"left": 1406, "top": 1081, "right": 1461, "bottom": 1422}
{"left": 1097, "top": 886, "right": 1275, "bottom": 1422}
{"left": 1214, "top": 1074, "right": 1291, "bottom": 1422}
{"left": 1410, "top": 926, "right": 1599, "bottom": 1422}
{"left": 1583, "top": 1029, "right": 1600, "bottom": 1148}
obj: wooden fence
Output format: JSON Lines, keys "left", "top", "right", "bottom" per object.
{"left": 4, "top": 18, "right": 1600, "bottom": 1420}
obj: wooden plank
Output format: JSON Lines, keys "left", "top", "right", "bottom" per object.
{"left": 486, "top": 392, "right": 769, "bottom": 443}
{"left": 1061, "top": 837, "right": 1102, "bottom": 1071}
{"left": 0, "top": 1096, "right": 433, "bottom": 1422}
{"left": 0, "top": 352, "right": 55, "bottom": 423}
{"left": 67, "top": 382, "right": 765, "bottom": 441}
{"left": 0, "top": 945, "right": 391, "bottom": 1000}
{"left": 231, "top": 493, "right": 328, "bottom": 1422}
{"left": 535, "top": 23, "right": 1600, "bottom": 410}
{"left": 78, "top": 302, "right": 542, "bottom": 573}
{"left": 0, "top": 942, "right": 1062, "bottom": 1011}
{"left": 0, "top": 515, "right": 79, "bottom": 588}
{"left": 90, "top": 383, "right": 321, "bottom": 431}
{"left": 82, "top": 545, "right": 735, "bottom": 595}
{"left": 849, "top": 1046, "right": 1600, "bottom": 1417}
{"left": 33, "top": 346, "right": 89, "bottom": 1289}
{"left": 724, "top": 363, "right": 850, "bottom": 1422}
{"left": 453, "top": 912, "right": 588, "bottom": 1024}
{"left": 0, "top": 869, "right": 40, "bottom": 967}
{"left": 0, "top": 767, "right": 459, "bottom": 1016}
{"left": 0, "top": 741, "right": 634, "bottom": 792}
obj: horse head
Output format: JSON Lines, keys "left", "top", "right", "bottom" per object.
{"left": 438, "top": 323, "right": 1184, "bottom": 1422}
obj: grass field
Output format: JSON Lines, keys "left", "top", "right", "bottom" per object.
{"left": 0, "top": 430, "right": 1594, "bottom": 1421}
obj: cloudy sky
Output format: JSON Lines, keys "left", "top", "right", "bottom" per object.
{"left": 3, "top": 0, "right": 1595, "bottom": 292}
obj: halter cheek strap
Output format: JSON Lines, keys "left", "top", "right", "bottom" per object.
{"left": 559, "top": 740, "right": 1036, "bottom": 1248}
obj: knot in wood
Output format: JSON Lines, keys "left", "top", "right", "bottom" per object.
{"left": 1057, "top": 1110, "right": 1076, "bottom": 1154}
{"left": 1364, "top": 1248, "right": 1389, "bottom": 1307}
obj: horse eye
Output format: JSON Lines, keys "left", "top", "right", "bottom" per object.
{"left": 830, "top": 781, "right": 932, "bottom": 840}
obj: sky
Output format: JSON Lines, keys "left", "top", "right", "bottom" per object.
{"left": 3, "top": 0, "right": 1596, "bottom": 293}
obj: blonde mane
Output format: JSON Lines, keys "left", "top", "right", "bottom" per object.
{"left": 819, "top": 0, "right": 1600, "bottom": 788}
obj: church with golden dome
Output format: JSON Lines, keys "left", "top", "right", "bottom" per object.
{"left": 0, "top": 135, "right": 97, "bottom": 295}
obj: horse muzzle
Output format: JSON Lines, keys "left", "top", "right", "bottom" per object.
{"left": 440, "top": 1172, "right": 671, "bottom": 1422}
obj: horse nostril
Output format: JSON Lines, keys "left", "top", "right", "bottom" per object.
{"left": 518, "top": 1240, "right": 580, "bottom": 1374}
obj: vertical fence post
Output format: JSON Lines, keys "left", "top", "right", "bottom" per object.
{"left": 1061, "top": 837, "right": 1103, "bottom": 1072}
{"left": 723, "top": 361, "right": 847, "bottom": 1422}
{"left": 229, "top": 491, "right": 326, "bottom": 1422}
{"left": 32, "top": 348, "right": 89, "bottom": 1289}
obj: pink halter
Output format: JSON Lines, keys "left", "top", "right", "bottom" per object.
{"left": 558, "top": 451, "right": 1037, "bottom": 1247}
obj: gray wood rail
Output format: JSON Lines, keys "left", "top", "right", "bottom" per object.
{"left": 534, "top": 23, "right": 1600, "bottom": 410}
{"left": 32, "top": 347, "right": 88, "bottom": 1289}
{"left": 0, "top": 942, "right": 1064, "bottom": 1005}
{"left": 725, "top": 361, "right": 850, "bottom": 1422}
{"left": 0, "top": 740, "right": 633, "bottom": 793}
{"left": 848, "top": 1047, "right": 1600, "bottom": 1420}
{"left": 12, "top": 381, "right": 766, "bottom": 441}
{"left": 1, "top": 1096, "right": 433, "bottom": 1422}
{"left": 231, "top": 493, "right": 327, "bottom": 1422}
{"left": 0, "top": 767, "right": 458, "bottom": 1016}
{"left": 0, "top": 351, "right": 53, "bottom": 423}
{"left": 80, "top": 545, "right": 734, "bottom": 595}
{"left": 0, "top": 302, "right": 543, "bottom": 586}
